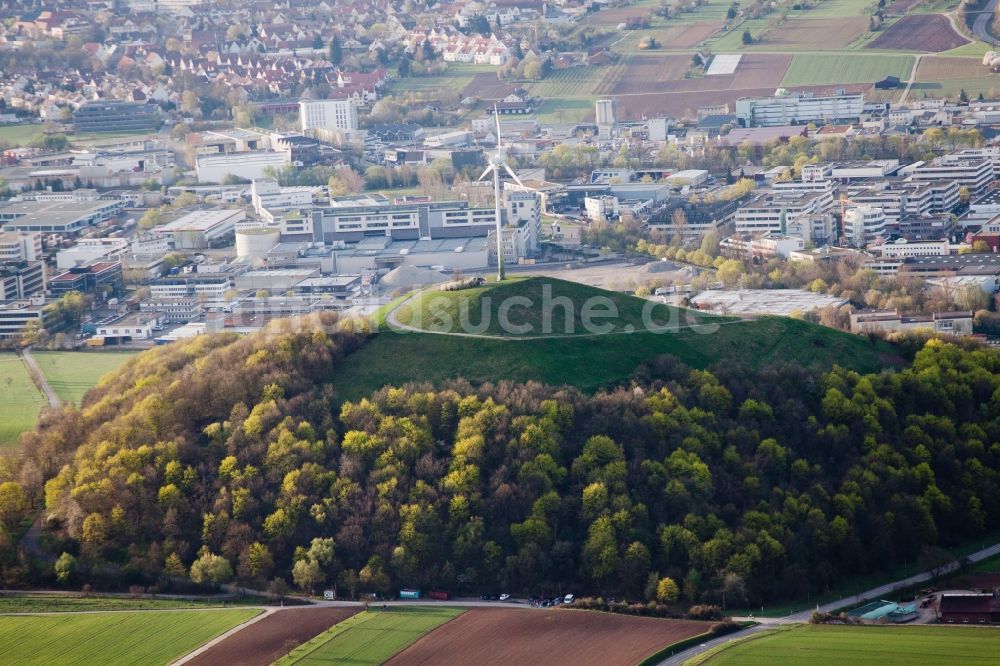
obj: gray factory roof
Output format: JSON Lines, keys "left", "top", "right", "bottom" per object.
{"left": 690, "top": 289, "right": 849, "bottom": 316}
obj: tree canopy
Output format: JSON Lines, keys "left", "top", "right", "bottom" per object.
{"left": 4, "top": 314, "right": 1000, "bottom": 610}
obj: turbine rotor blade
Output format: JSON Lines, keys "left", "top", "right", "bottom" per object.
{"left": 478, "top": 164, "right": 494, "bottom": 181}
{"left": 501, "top": 162, "right": 525, "bottom": 188}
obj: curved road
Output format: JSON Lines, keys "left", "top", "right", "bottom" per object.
{"left": 972, "top": 0, "right": 1000, "bottom": 44}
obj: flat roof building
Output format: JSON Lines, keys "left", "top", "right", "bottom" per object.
{"left": 0, "top": 199, "right": 123, "bottom": 234}
{"left": 690, "top": 289, "right": 849, "bottom": 316}
{"left": 300, "top": 98, "right": 358, "bottom": 133}
{"left": 159, "top": 209, "right": 245, "bottom": 249}
{"left": 48, "top": 261, "right": 124, "bottom": 297}
{"left": 196, "top": 150, "right": 291, "bottom": 184}
{"left": 0, "top": 300, "right": 53, "bottom": 339}
{"left": 72, "top": 101, "right": 163, "bottom": 134}
{"left": 734, "top": 90, "right": 864, "bottom": 127}
{"left": 850, "top": 309, "right": 974, "bottom": 336}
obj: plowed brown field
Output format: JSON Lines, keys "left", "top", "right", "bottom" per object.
{"left": 609, "top": 54, "right": 791, "bottom": 95}
{"left": 760, "top": 17, "right": 868, "bottom": 49}
{"left": 186, "top": 607, "right": 359, "bottom": 666}
{"left": 386, "top": 608, "right": 713, "bottom": 666}
{"left": 868, "top": 15, "right": 968, "bottom": 52}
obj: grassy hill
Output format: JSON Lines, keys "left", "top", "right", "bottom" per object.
{"left": 336, "top": 278, "right": 899, "bottom": 400}
{"left": 392, "top": 277, "right": 721, "bottom": 337}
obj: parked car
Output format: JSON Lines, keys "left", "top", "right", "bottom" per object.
{"left": 564, "top": 594, "right": 575, "bottom": 604}
{"left": 499, "top": 593, "right": 510, "bottom": 601}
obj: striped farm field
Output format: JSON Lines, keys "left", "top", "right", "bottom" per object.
{"left": 276, "top": 607, "right": 462, "bottom": 666}
{"left": 0, "top": 609, "right": 259, "bottom": 666}
{"left": 781, "top": 54, "right": 913, "bottom": 86}
{"left": 528, "top": 65, "right": 623, "bottom": 98}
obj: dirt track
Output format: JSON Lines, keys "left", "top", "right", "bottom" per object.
{"left": 385, "top": 608, "right": 713, "bottom": 666}
{"left": 185, "top": 607, "right": 358, "bottom": 666}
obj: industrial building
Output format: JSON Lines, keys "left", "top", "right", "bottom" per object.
{"left": 250, "top": 179, "right": 319, "bottom": 219}
{"left": 0, "top": 199, "right": 123, "bottom": 234}
{"left": 734, "top": 90, "right": 864, "bottom": 127}
{"left": 93, "top": 313, "right": 160, "bottom": 342}
{"left": 150, "top": 275, "right": 231, "bottom": 308}
{"left": 196, "top": 150, "right": 291, "bottom": 183}
{"left": 329, "top": 236, "right": 491, "bottom": 274}
{"left": 850, "top": 309, "right": 974, "bottom": 336}
{"left": 690, "top": 289, "right": 849, "bottom": 316}
{"left": 72, "top": 101, "right": 163, "bottom": 134}
{"left": 159, "top": 209, "right": 245, "bottom": 249}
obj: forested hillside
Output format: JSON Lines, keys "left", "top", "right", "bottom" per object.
{"left": 3, "top": 313, "right": 1000, "bottom": 610}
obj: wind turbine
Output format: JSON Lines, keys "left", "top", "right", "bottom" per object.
{"left": 479, "top": 104, "right": 524, "bottom": 281}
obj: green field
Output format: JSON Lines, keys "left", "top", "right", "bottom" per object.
{"left": 32, "top": 351, "right": 139, "bottom": 404}
{"left": 0, "top": 609, "right": 258, "bottom": 666}
{"left": 386, "top": 64, "right": 496, "bottom": 98}
{"left": 276, "top": 607, "right": 462, "bottom": 666}
{"left": 692, "top": 625, "right": 1000, "bottom": 665}
{"left": 0, "top": 123, "right": 43, "bottom": 147}
{"left": 338, "top": 279, "right": 898, "bottom": 401}
{"left": 781, "top": 54, "right": 914, "bottom": 86}
{"left": 532, "top": 98, "right": 596, "bottom": 123}
{"left": 709, "top": 19, "right": 773, "bottom": 51}
{"left": 910, "top": 78, "right": 1000, "bottom": 102}
{"left": 0, "top": 355, "right": 45, "bottom": 448}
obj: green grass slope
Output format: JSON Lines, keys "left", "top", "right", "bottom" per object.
{"left": 694, "top": 624, "right": 1000, "bottom": 665}
{"left": 393, "top": 276, "right": 721, "bottom": 337}
{"left": 277, "top": 607, "right": 462, "bottom": 666}
{"left": 338, "top": 279, "right": 898, "bottom": 401}
{"left": 32, "top": 351, "right": 139, "bottom": 404}
{"left": 0, "top": 354, "right": 45, "bottom": 449}
{"left": 0, "top": 609, "right": 258, "bottom": 666}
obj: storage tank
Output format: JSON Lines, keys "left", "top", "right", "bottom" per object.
{"left": 235, "top": 227, "right": 280, "bottom": 259}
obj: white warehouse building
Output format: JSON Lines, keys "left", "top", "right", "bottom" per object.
{"left": 196, "top": 150, "right": 291, "bottom": 184}
{"left": 159, "top": 209, "right": 245, "bottom": 249}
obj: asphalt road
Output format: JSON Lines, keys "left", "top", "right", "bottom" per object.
{"left": 972, "top": 0, "right": 1000, "bottom": 44}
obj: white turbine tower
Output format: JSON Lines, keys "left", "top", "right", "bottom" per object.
{"left": 479, "top": 105, "right": 524, "bottom": 282}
